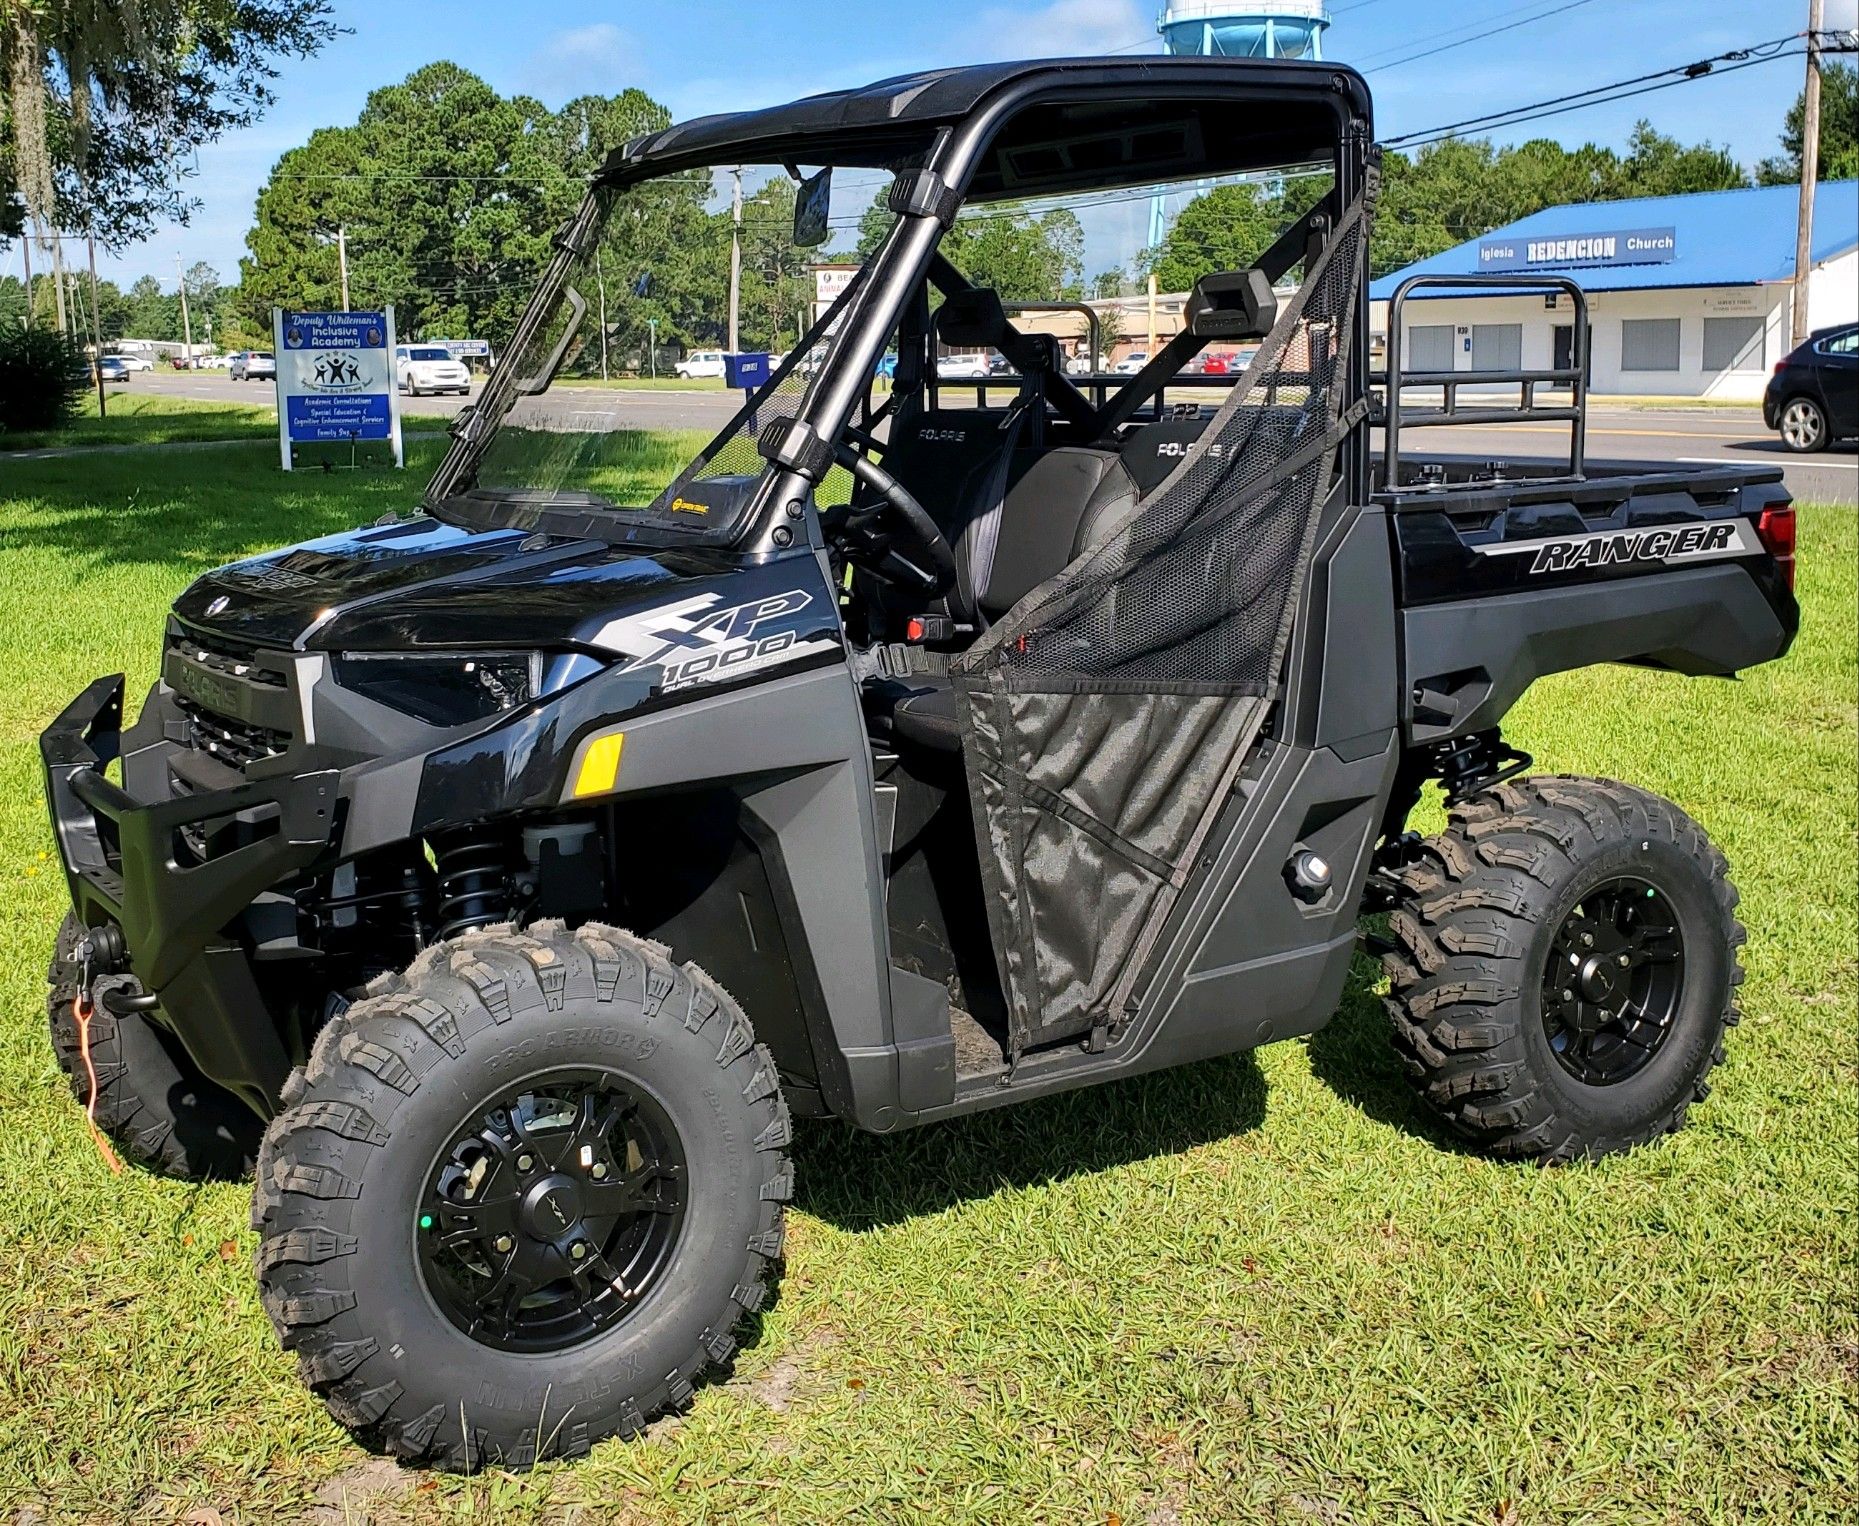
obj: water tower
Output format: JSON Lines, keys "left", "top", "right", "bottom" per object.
{"left": 1148, "top": 3, "right": 1332, "bottom": 244}
{"left": 1157, "top": 0, "right": 1329, "bottom": 61}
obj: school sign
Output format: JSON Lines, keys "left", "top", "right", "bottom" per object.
{"left": 272, "top": 307, "right": 404, "bottom": 469}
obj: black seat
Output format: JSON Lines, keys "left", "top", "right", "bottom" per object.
{"left": 866, "top": 677, "right": 964, "bottom": 753}
{"left": 863, "top": 445, "right": 1142, "bottom": 754}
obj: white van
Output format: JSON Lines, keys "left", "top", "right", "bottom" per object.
{"left": 675, "top": 350, "right": 727, "bottom": 380}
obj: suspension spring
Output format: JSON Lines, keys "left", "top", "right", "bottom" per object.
{"left": 433, "top": 834, "right": 511, "bottom": 940}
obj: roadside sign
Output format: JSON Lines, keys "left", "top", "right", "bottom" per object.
{"left": 272, "top": 306, "right": 403, "bottom": 470}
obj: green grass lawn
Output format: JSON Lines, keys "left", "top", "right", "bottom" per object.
{"left": 0, "top": 445, "right": 1852, "bottom": 1523}
{"left": 0, "top": 391, "right": 458, "bottom": 452}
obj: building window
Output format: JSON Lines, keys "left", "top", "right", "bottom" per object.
{"left": 1622, "top": 318, "right": 1681, "bottom": 372}
{"left": 1703, "top": 316, "right": 1765, "bottom": 372}
{"left": 1406, "top": 323, "right": 1454, "bottom": 373}
{"left": 1471, "top": 323, "right": 1522, "bottom": 372}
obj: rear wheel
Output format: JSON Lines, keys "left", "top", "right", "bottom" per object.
{"left": 1779, "top": 395, "right": 1829, "bottom": 453}
{"left": 252, "top": 920, "right": 790, "bottom": 1470}
{"left": 1380, "top": 777, "right": 1743, "bottom": 1162}
{"left": 45, "top": 914, "right": 261, "bottom": 1179}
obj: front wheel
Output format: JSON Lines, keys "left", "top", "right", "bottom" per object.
{"left": 252, "top": 920, "right": 790, "bottom": 1470}
{"left": 1779, "top": 395, "right": 1829, "bottom": 453}
{"left": 1381, "top": 777, "right": 1743, "bottom": 1162}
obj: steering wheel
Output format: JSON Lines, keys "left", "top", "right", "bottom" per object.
{"left": 824, "top": 436, "right": 956, "bottom": 598}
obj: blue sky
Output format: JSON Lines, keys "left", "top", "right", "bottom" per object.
{"left": 48, "top": 0, "right": 1858, "bottom": 289}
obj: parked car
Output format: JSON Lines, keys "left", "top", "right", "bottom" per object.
{"left": 97, "top": 355, "right": 131, "bottom": 385}
{"left": 1763, "top": 322, "right": 1858, "bottom": 453}
{"left": 111, "top": 351, "right": 154, "bottom": 373}
{"left": 230, "top": 351, "right": 276, "bottom": 382}
{"left": 675, "top": 350, "right": 727, "bottom": 380}
{"left": 394, "top": 345, "right": 470, "bottom": 396}
{"left": 936, "top": 351, "right": 991, "bottom": 379}
{"left": 1112, "top": 350, "right": 1149, "bottom": 375}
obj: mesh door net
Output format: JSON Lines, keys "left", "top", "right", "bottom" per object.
{"left": 950, "top": 176, "right": 1375, "bottom": 1054}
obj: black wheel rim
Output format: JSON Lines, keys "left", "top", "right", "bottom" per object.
{"left": 416, "top": 1069, "right": 687, "bottom": 1353}
{"left": 1540, "top": 877, "right": 1686, "bottom": 1086}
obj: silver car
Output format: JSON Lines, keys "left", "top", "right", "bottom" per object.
{"left": 230, "top": 350, "right": 276, "bottom": 382}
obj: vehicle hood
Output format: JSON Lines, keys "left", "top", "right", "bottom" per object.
{"left": 171, "top": 514, "right": 809, "bottom": 655}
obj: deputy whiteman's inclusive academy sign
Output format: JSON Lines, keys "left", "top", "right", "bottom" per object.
{"left": 272, "top": 307, "right": 404, "bottom": 470}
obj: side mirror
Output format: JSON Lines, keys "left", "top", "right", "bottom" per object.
{"left": 793, "top": 168, "right": 831, "bottom": 249}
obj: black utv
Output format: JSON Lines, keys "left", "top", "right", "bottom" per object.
{"left": 41, "top": 57, "right": 1799, "bottom": 1469}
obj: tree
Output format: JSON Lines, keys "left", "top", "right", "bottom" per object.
{"left": 1089, "top": 267, "right": 1127, "bottom": 299}
{"left": 940, "top": 205, "right": 1084, "bottom": 301}
{"left": 1758, "top": 60, "right": 1859, "bottom": 184}
{"left": 1617, "top": 122, "right": 1747, "bottom": 198}
{"left": 1141, "top": 178, "right": 1330, "bottom": 293}
{"left": 1370, "top": 123, "right": 1752, "bottom": 278}
{"left": 241, "top": 64, "right": 570, "bottom": 342}
{"left": 1, "top": 2, "right": 338, "bottom": 253}
{"left": 239, "top": 66, "right": 708, "bottom": 356}
{"left": 124, "top": 273, "right": 176, "bottom": 340}
{"left": 734, "top": 176, "right": 814, "bottom": 353}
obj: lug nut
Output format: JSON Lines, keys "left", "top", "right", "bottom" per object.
{"left": 590, "top": 1162, "right": 608, "bottom": 1180}
{"left": 1580, "top": 932, "right": 1594, "bottom": 947}
{"left": 493, "top": 1234, "right": 515, "bottom": 1254}
{"left": 516, "top": 1153, "right": 535, "bottom": 1173}
{"left": 570, "top": 1241, "right": 589, "bottom": 1261}
{"left": 1560, "top": 988, "right": 1574, "bottom": 1002}
{"left": 1618, "top": 954, "right": 1631, "bottom": 967}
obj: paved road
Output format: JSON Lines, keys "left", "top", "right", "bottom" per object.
{"left": 132, "top": 369, "right": 739, "bottom": 433}
{"left": 125, "top": 372, "right": 1855, "bottom": 504}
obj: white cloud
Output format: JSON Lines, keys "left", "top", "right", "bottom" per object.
{"left": 963, "top": 0, "right": 1155, "bottom": 63}
{"left": 518, "top": 23, "right": 643, "bottom": 105}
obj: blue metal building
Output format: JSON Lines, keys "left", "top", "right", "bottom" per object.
{"left": 1370, "top": 180, "right": 1859, "bottom": 399}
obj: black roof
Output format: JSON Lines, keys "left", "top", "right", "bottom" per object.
{"left": 603, "top": 56, "right": 1371, "bottom": 198}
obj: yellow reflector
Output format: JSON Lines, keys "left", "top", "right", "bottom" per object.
{"left": 571, "top": 732, "right": 624, "bottom": 798}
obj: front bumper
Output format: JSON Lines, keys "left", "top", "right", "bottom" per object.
{"left": 41, "top": 674, "right": 339, "bottom": 1116}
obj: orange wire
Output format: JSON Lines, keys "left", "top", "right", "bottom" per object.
{"left": 72, "top": 993, "right": 124, "bottom": 1175}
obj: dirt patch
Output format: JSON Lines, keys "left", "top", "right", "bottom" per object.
{"left": 305, "top": 1458, "right": 414, "bottom": 1524}
{"left": 738, "top": 1327, "right": 843, "bottom": 1414}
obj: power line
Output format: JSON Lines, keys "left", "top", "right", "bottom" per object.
{"left": 1387, "top": 34, "right": 1809, "bottom": 149}
{"left": 1362, "top": 0, "right": 1602, "bottom": 74}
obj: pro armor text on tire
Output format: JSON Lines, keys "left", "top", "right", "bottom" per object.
{"left": 251, "top": 920, "right": 791, "bottom": 1470}
{"left": 46, "top": 914, "right": 262, "bottom": 1180}
{"left": 1381, "top": 776, "right": 1744, "bottom": 1162}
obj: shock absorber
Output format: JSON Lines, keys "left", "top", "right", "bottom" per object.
{"left": 432, "top": 833, "right": 512, "bottom": 940}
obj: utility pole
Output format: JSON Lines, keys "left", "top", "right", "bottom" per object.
{"left": 176, "top": 253, "right": 194, "bottom": 364}
{"left": 86, "top": 231, "right": 107, "bottom": 418}
{"left": 49, "top": 230, "right": 68, "bottom": 335}
{"left": 337, "top": 225, "right": 351, "bottom": 310}
{"left": 1791, "top": 0, "right": 1825, "bottom": 349}
{"left": 20, "top": 233, "right": 32, "bottom": 328}
{"left": 1146, "top": 272, "right": 1158, "bottom": 359}
{"left": 595, "top": 243, "right": 610, "bottom": 381}
{"left": 728, "top": 166, "right": 743, "bottom": 355}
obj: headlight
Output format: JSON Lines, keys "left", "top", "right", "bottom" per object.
{"left": 332, "top": 651, "right": 544, "bottom": 725}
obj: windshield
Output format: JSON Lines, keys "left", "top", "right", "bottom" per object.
{"left": 409, "top": 348, "right": 451, "bottom": 361}
{"left": 430, "top": 164, "right": 902, "bottom": 540}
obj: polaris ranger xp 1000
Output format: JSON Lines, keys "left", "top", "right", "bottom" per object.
{"left": 41, "top": 57, "right": 1799, "bottom": 1468}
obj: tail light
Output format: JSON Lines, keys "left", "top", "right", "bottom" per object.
{"left": 1773, "top": 361, "right": 1787, "bottom": 375}
{"left": 1755, "top": 501, "right": 1796, "bottom": 591}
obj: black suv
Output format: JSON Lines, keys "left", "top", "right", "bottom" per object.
{"left": 1764, "top": 322, "right": 1859, "bottom": 452}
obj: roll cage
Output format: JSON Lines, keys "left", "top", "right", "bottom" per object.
{"left": 429, "top": 57, "right": 1375, "bottom": 554}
